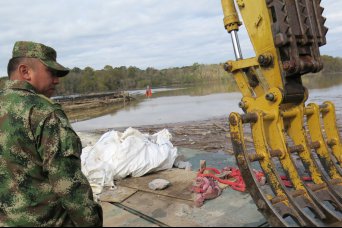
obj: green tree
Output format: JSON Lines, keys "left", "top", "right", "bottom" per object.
{"left": 54, "top": 55, "right": 342, "bottom": 96}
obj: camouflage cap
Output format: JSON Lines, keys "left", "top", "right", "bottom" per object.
{"left": 12, "top": 41, "right": 70, "bottom": 77}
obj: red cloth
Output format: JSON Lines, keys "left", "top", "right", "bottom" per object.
{"left": 191, "top": 176, "right": 222, "bottom": 207}
{"left": 196, "top": 166, "right": 265, "bottom": 192}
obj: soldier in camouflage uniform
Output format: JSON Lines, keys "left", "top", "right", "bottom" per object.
{"left": 0, "top": 41, "right": 103, "bottom": 227}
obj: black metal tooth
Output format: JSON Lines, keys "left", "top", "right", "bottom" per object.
{"left": 285, "top": 16, "right": 291, "bottom": 37}
{"left": 280, "top": 0, "right": 292, "bottom": 37}
{"left": 267, "top": 0, "right": 292, "bottom": 46}
{"left": 298, "top": 0, "right": 311, "bottom": 39}
{"left": 320, "top": 15, "right": 328, "bottom": 37}
{"left": 267, "top": 0, "right": 328, "bottom": 76}
{"left": 322, "top": 16, "right": 327, "bottom": 28}
{"left": 316, "top": 1, "right": 328, "bottom": 45}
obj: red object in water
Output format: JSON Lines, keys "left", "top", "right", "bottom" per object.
{"left": 145, "top": 86, "right": 152, "bottom": 97}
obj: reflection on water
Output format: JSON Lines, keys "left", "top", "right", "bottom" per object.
{"left": 71, "top": 75, "right": 342, "bottom": 132}
{"left": 126, "top": 81, "right": 238, "bottom": 100}
{"left": 70, "top": 81, "right": 237, "bottom": 124}
{"left": 150, "top": 81, "right": 239, "bottom": 98}
{"left": 72, "top": 92, "right": 242, "bottom": 131}
{"left": 303, "top": 73, "right": 342, "bottom": 89}
{"left": 305, "top": 73, "right": 342, "bottom": 112}
{"left": 307, "top": 83, "right": 342, "bottom": 121}
{"left": 66, "top": 100, "right": 141, "bottom": 123}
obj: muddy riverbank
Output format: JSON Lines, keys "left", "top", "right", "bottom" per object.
{"left": 70, "top": 83, "right": 342, "bottom": 153}
{"left": 54, "top": 91, "right": 135, "bottom": 122}
{"left": 77, "top": 116, "right": 255, "bottom": 154}
{"left": 77, "top": 113, "right": 342, "bottom": 155}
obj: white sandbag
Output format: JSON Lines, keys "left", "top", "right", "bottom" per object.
{"left": 81, "top": 127, "right": 178, "bottom": 192}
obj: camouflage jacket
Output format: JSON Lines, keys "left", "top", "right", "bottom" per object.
{"left": 0, "top": 80, "right": 103, "bottom": 227}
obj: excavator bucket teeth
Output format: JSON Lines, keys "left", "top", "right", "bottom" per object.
{"left": 220, "top": 0, "right": 341, "bottom": 226}
{"left": 229, "top": 112, "right": 308, "bottom": 227}
{"left": 319, "top": 102, "right": 342, "bottom": 165}
{"left": 304, "top": 102, "right": 342, "bottom": 201}
{"left": 229, "top": 108, "right": 342, "bottom": 227}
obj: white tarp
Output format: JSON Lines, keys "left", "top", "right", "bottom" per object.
{"left": 81, "top": 127, "right": 178, "bottom": 194}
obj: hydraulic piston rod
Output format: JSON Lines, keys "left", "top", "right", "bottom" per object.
{"left": 230, "top": 30, "right": 243, "bottom": 60}
{"left": 221, "top": 0, "right": 243, "bottom": 60}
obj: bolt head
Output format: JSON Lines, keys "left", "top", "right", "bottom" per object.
{"left": 266, "top": 93, "right": 275, "bottom": 101}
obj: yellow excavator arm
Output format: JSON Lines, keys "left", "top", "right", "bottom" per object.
{"left": 220, "top": 0, "right": 342, "bottom": 226}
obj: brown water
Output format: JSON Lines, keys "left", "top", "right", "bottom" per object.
{"left": 72, "top": 75, "right": 342, "bottom": 132}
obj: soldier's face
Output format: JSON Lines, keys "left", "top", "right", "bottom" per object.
{"left": 30, "top": 61, "right": 60, "bottom": 98}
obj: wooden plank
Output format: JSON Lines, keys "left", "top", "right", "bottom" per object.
{"left": 117, "top": 169, "right": 196, "bottom": 201}
{"left": 99, "top": 186, "right": 138, "bottom": 203}
{"left": 101, "top": 202, "right": 158, "bottom": 227}
{"left": 121, "top": 189, "right": 266, "bottom": 227}
{"left": 122, "top": 191, "right": 200, "bottom": 227}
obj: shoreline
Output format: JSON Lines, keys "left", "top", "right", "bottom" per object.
{"left": 77, "top": 113, "right": 342, "bottom": 154}
{"left": 77, "top": 116, "right": 236, "bottom": 153}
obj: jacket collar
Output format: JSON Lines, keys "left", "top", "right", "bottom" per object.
{"left": 4, "top": 80, "right": 38, "bottom": 94}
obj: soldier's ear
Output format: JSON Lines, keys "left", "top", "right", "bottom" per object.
{"left": 18, "top": 64, "right": 31, "bottom": 81}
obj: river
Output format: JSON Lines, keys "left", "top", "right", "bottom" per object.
{"left": 72, "top": 75, "right": 342, "bottom": 132}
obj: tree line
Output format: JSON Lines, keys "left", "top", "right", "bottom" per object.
{"left": 55, "top": 63, "right": 232, "bottom": 96}
{"left": 1, "top": 55, "right": 342, "bottom": 96}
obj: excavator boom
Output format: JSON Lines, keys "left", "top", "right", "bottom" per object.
{"left": 220, "top": 0, "right": 342, "bottom": 226}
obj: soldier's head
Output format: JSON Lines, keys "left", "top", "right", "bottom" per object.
{"left": 7, "top": 41, "right": 70, "bottom": 97}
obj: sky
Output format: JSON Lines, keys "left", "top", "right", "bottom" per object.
{"left": 0, "top": 0, "right": 341, "bottom": 77}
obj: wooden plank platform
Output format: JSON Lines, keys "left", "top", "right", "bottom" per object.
{"left": 117, "top": 169, "right": 196, "bottom": 201}
{"left": 101, "top": 202, "right": 158, "bottom": 227}
{"left": 101, "top": 150, "right": 267, "bottom": 227}
{"left": 98, "top": 186, "right": 138, "bottom": 203}
{"left": 97, "top": 119, "right": 342, "bottom": 226}
{"left": 122, "top": 191, "right": 199, "bottom": 227}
